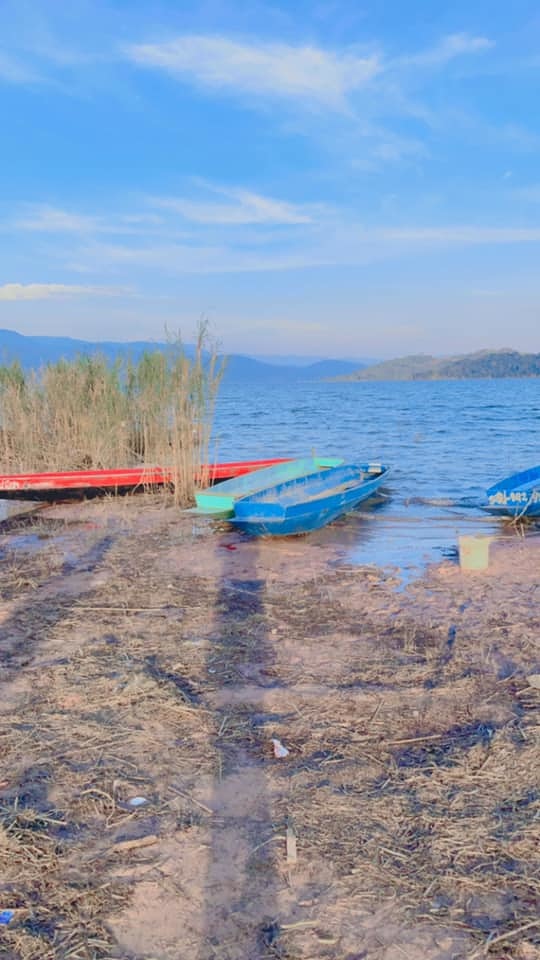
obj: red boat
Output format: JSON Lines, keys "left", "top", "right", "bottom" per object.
{"left": 0, "top": 459, "right": 291, "bottom": 500}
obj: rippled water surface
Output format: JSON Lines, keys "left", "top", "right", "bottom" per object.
{"left": 212, "top": 377, "right": 540, "bottom": 572}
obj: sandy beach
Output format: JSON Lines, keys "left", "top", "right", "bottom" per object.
{"left": 0, "top": 496, "right": 538, "bottom": 960}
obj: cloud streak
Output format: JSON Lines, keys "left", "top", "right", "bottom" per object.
{"left": 0, "top": 283, "right": 126, "bottom": 301}
{"left": 125, "top": 35, "right": 380, "bottom": 109}
{"left": 14, "top": 205, "right": 103, "bottom": 234}
{"left": 375, "top": 225, "right": 540, "bottom": 244}
{"left": 151, "top": 185, "right": 313, "bottom": 224}
{"left": 0, "top": 50, "right": 42, "bottom": 85}
{"left": 398, "top": 33, "right": 493, "bottom": 69}
{"left": 72, "top": 221, "right": 540, "bottom": 277}
{"left": 125, "top": 31, "right": 494, "bottom": 113}
{"left": 11, "top": 192, "right": 540, "bottom": 282}
{"left": 514, "top": 184, "right": 540, "bottom": 203}
{"left": 11, "top": 204, "right": 168, "bottom": 237}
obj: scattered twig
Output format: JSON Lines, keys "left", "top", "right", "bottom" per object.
{"left": 386, "top": 733, "right": 444, "bottom": 746}
{"left": 169, "top": 784, "right": 214, "bottom": 816}
{"left": 74, "top": 605, "right": 176, "bottom": 613}
{"left": 113, "top": 834, "right": 158, "bottom": 853}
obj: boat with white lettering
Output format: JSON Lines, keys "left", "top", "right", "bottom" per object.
{"left": 485, "top": 464, "right": 540, "bottom": 518}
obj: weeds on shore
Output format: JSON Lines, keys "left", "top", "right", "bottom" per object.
{"left": 0, "top": 324, "right": 224, "bottom": 504}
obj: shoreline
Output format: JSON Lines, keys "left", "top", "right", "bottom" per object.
{"left": 0, "top": 496, "right": 538, "bottom": 960}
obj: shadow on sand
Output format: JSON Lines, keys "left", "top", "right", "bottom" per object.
{"left": 202, "top": 536, "right": 286, "bottom": 959}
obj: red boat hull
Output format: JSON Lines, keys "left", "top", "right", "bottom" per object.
{"left": 0, "top": 459, "right": 291, "bottom": 500}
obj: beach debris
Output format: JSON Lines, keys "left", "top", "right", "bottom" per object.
{"left": 0, "top": 910, "right": 14, "bottom": 925}
{"left": 128, "top": 796, "right": 148, "bottom": 807}
{"left": 315, "top": 932, "right": 338, "bottom": 944}
{"left": 526, "top": 674, "right": 540, "bottom": 689}
{"left": 113, "top": 834, "right": 158, "bottom": 854}
{"left": 458, "top": 534, "right": 491, "bottom": 571}
{"left": 272, "top": 738, "right": 289, "bottom": 758}
{"left": 260, "top": 921, "right": 281, "bottom": 947}
{"left": 286, "top": 825, "right": 297, "bottom": 865}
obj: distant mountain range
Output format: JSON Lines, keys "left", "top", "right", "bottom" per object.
{"left": 3, "top": 330, "right": 536, "bottom": 384}
{"left": 246, "top": 353, "right": 376, "bottom": 367}
{"left": 343, "top": 349, "right": 540, "bottom": 381}
{"left": 0, "top": 328, "right": 367, "bottom": 383}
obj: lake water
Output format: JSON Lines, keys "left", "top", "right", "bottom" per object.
{"left": 1, "top": 378, "right": 538, "bottom": 578}
{"left": 212, "top": 377, "right": 540, "bottom": 575}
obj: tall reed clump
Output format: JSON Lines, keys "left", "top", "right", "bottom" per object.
{"left": 0, "top": 324, "right": 224, "bottom": 505}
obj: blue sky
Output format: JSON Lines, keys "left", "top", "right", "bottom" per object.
{"left": 1, "top": 0, "right": 539, "bottom": 358}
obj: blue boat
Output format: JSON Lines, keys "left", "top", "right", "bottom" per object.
{"left": 191, "top": 456, "right": 343, "bottom": 517}
{"left": 485, "top": 464, "right": 540, "bottom": 518}
{"left": 231, "top": 463, "right": 389, "bottom": 536}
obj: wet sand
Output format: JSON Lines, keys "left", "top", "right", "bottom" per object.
{"left": 0, "top": 496, "right": 538, "bottom": 960}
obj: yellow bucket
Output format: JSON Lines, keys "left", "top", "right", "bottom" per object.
{"left": 458, "top": 535, "right": 491, "bottom": 571}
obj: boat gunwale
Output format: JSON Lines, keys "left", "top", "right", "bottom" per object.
{"left": 486, "top": 464, "right": 540, "bottom": 498}
{"left": 194, "top": 456, "right": 344, "bottom": 504}
{"left": 233, "top": 464, "right": 390, "bottom": 519}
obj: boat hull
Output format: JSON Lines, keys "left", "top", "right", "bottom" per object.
{"left": 193, "top": 457, "right": 344, "bottom": 517}
{"left": 231, "top": 463, "right": 389, "bottom": 536}
{"left": 0, "top": 459, "right": 292, "bottom": 501}
{"left": 485, "top": 465, "right": 540, "bottom": 518}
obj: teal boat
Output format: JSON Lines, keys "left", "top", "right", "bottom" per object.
{"left": 192, "top": 457, "right": 344, "bottom": 517}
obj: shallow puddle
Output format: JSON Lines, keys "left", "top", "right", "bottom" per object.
{"left": 310, "top": 498, "right": 540, "bottom": 582}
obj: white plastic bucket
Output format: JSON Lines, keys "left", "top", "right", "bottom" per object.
{"left": 458, "top": 535, "right": 491, "bottom": 571}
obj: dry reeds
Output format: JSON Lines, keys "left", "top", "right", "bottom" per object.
{"left": 0, "top": 323, "right": 224, "bottom": 504}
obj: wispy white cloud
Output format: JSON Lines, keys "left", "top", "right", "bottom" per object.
{"left": 9, "top": 191, "right": 310, "bottom": 244}
{"left": 398, "top": 32, "right": 493, "bottom": 69}
{"left": 0, "top": 50, "right": 42, "bottom": 85}
{"left": 151, "top": 184, "right": 313, "bottom": 225}
{"left": 72, "top": 241, "right": 311, "bottom": 275}
{"left": 514, "top": 184, "right": 540, "bottom": 202}
{"left": 14, "top": 205, "right": 103, "bottom": 234}
{"left": 72, "top": 221, "right": 540, "bottom": 277}
{"left": 0, "top": 282, "right": 126, "bottom": 301}
{"left": 12, "top": 204, "right": 167, "bottom": 237}
{"left": 122, "top": 31, "right": 499, "bottom": 168}
{"left": 1, "top": 24, "right": 500, "bottom": 180}
{"left": 125, "top": 31, "right": 494, "bottom": 113}
{"left": 119, "top": 213, "right": 164, "bottom": 226}
{"left": 369, "top": 130, "right": 427, "bottom": 163}
{"left": 125, "top": 35, "right": 380, "bottom": 109}
{"left": 376, "top": 225, "right": 540, "bottom": 244}
{"left": 11, "top": 194, "right": 540, "bottom": 284}
{"left": 498, "top": 124, "right": 540, "bottom": 151}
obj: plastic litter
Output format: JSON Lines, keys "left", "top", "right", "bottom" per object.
{"left": 458, "top": 535, "right": 491, "bottom": 571}
{"left": 128, "top": 796, "right": 148, "bottom": 807}
{"left": 286, "top": 825, "right": 297, "bottom": 865}
{"left": 0, "top": 910, "right": 14, "bottom": 925}
{"left": 272, "top": 738, "right": 289, "bottom": 759}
